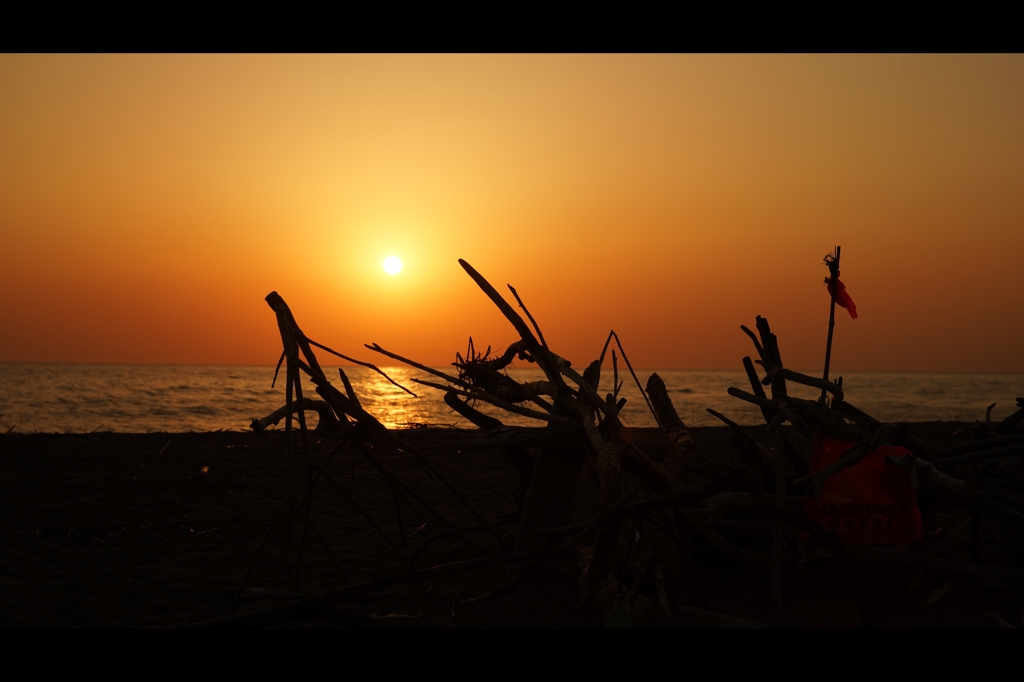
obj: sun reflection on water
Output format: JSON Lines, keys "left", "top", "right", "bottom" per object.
{"left": 0, "top": 363, "right": 1021, "bottom": 433}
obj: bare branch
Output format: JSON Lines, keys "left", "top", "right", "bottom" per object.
{"left": 300, "top": 337, "right": 416, "bottom": 397}
{"left": 507, "top": 284, "right": 548, "bottom": 349}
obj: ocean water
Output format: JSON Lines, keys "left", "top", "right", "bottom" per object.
{"left": 0, "top": 363, "right": 1020, "bottom": 434}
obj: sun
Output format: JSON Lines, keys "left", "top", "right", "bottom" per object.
{"left": 382, "top": 255, "right": 403, "bottom": 275}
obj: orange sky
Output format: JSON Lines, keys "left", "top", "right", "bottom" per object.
{"left": 1, "top": 54, "right": 1022, "bottom": 372}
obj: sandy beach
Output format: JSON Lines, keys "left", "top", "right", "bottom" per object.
{"left": 3, "top": 422, "right": 1020, "bottom": 629}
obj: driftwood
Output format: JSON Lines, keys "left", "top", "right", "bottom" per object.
{"left": 707, "top": 312, "right": 1024, "bottom": 624}
{"left": 885, "top": 455, "right": 1024, "bottom": 532}
{"left": 232, "top": 257, "right": 1023, "bottom": 629}
{"left": 239, "top": 260, "right": 767, "bottom": 627}
{"left": 250, "top": 398, "right": 347, "bottom": 437}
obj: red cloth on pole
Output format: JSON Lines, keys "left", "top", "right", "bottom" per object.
{"left": 825, "top": 272, "right": 858, "bottom": 319}
{"left": 805, "top": 434, "right": 923, "bottom": 544}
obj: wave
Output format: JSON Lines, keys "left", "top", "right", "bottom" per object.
{"left": 1, "top": 364, "right": 1020, "bottom": 433}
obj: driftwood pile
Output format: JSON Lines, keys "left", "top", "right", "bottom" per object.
{"left": 193, "top": 260, "right": 1024, "bottom": 628}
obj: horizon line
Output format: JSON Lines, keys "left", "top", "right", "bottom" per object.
{"left": 1, "top": 360, "right": 1021, "bottom": 377}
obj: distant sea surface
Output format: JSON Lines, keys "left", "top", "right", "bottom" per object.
{"left": 1, "top": 364, "right": 1021, "bottom": 434}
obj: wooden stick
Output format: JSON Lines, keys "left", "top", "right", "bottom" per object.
{"left": 365, "top": 343, "right": 472, "bottom": 391}
{"left": 271, "top": 351, "right": 285, "bottom": 388}
{"left": 265, "top": 296, "right": 495, "bottom": 538}
{"left": 303, "top": 337, "right": 417, "bottom": 397}
{"left": 598, "top": 330, "right": 614, "bottom": 364}
{"left": 754, "top": 316, "right": 787, "bottom": 400}
{"left": 886, "top": 454, "right": 1024, "bottom": 531}
{"left": 742, "top": 356, "right": 773, "bottom": 422}
{"left": 264, "top": 293, "right": 323, "bottom": 588}
{"left": 755, "top": 361, "right": 844, "bottom": 402}
{"left": 337, "top": 368, "right": 360, "bottom": 410}
{"left": 610, "top": 331, "right": 660, "bottom": 429}
{"left": 646, "top": 373, "right": 693, "bottom": 486}
{"left": 458, "top": 259, "right": 553, "bottom": 376}
{"left": 740, "top": 325, "right": 766, "bottom": 363}
{"left": 612, "top": 349, "right": 621, "bottom": 403}
{"left": 727, "top": 386, "right": 776, "bottom": 411}
{"left": 507, "top": 284, "right": 548, "bottom": 349}
{"left": 820, "top": 245, "right": 840, "bottom": 403}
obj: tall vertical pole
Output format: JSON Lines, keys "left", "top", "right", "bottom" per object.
{"left": 820, "top": 245, "right": 841, "bottom": 404}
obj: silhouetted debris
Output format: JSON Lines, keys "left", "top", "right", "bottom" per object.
{"left": 201, "top": 263, "right": 1024, "bottom": 629}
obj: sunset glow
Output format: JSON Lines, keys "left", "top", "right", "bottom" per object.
{"left": 1, "top": 55, "right": 1022, "bottom": 372}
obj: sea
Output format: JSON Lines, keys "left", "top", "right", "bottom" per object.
{"left": 1, "top": 363, "right": 1021, "bottom": 435}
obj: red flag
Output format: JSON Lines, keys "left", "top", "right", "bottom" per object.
{"left": 825, "top": 271, "right": 858, "bottom": 319}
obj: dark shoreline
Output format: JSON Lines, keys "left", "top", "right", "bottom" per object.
{"left": 3, "top": 422, "right": 1022, "bottom": 628}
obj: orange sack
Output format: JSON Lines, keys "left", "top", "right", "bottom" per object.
{"left": 805, "top": 434, "right": 923, "bottom": 544}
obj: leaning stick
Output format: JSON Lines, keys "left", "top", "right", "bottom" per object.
{"left": 608, "top": 330, "right": 660, "bottom": 429}
{"left": 755, "top": 360, "right": 844, "bottom": 403}
{"left": 365, "top": 343, "right": 472, "bottom": 391}
{"left": 646, "top": 373, "right": 693, "bottom": 485}
{"left": 265, "top": 291, "right": 330, "bottom": 583}
{"left": 303, "top": 337, "right": 416, "bottom": 397}
{"left": 459, "top": 260, "right": 544, "bottom": 356}
{"left": 820, "top": 245, "right": 841, "bottom": 403}
{"left": 742, "top": 356, "right": 773, "bottom": 422}
{"left": 271, "top": 351, "right": 286, "bottom": 388}
{"left": 598, "top": 330, "right": 614, "bottom": 365}
{"left": 887, "top": 454, "right": 1024, "bottom": 531}
{"left": 727, "top": 386, "right": 777, "bottom": 411}
{"left": 268, "top": 295, "right": 494, "bottom": 537}
{"left": 754, "top": 316, "right": 787, "bottom": 400}
{"left": 507, "top": 284, "right": 548, "bottom": 349}
{"left": 740, "top": 326, "right": 768, "bottom": 368}
{"left": 337, "top": 368, "right": 360, "bottom": 409}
